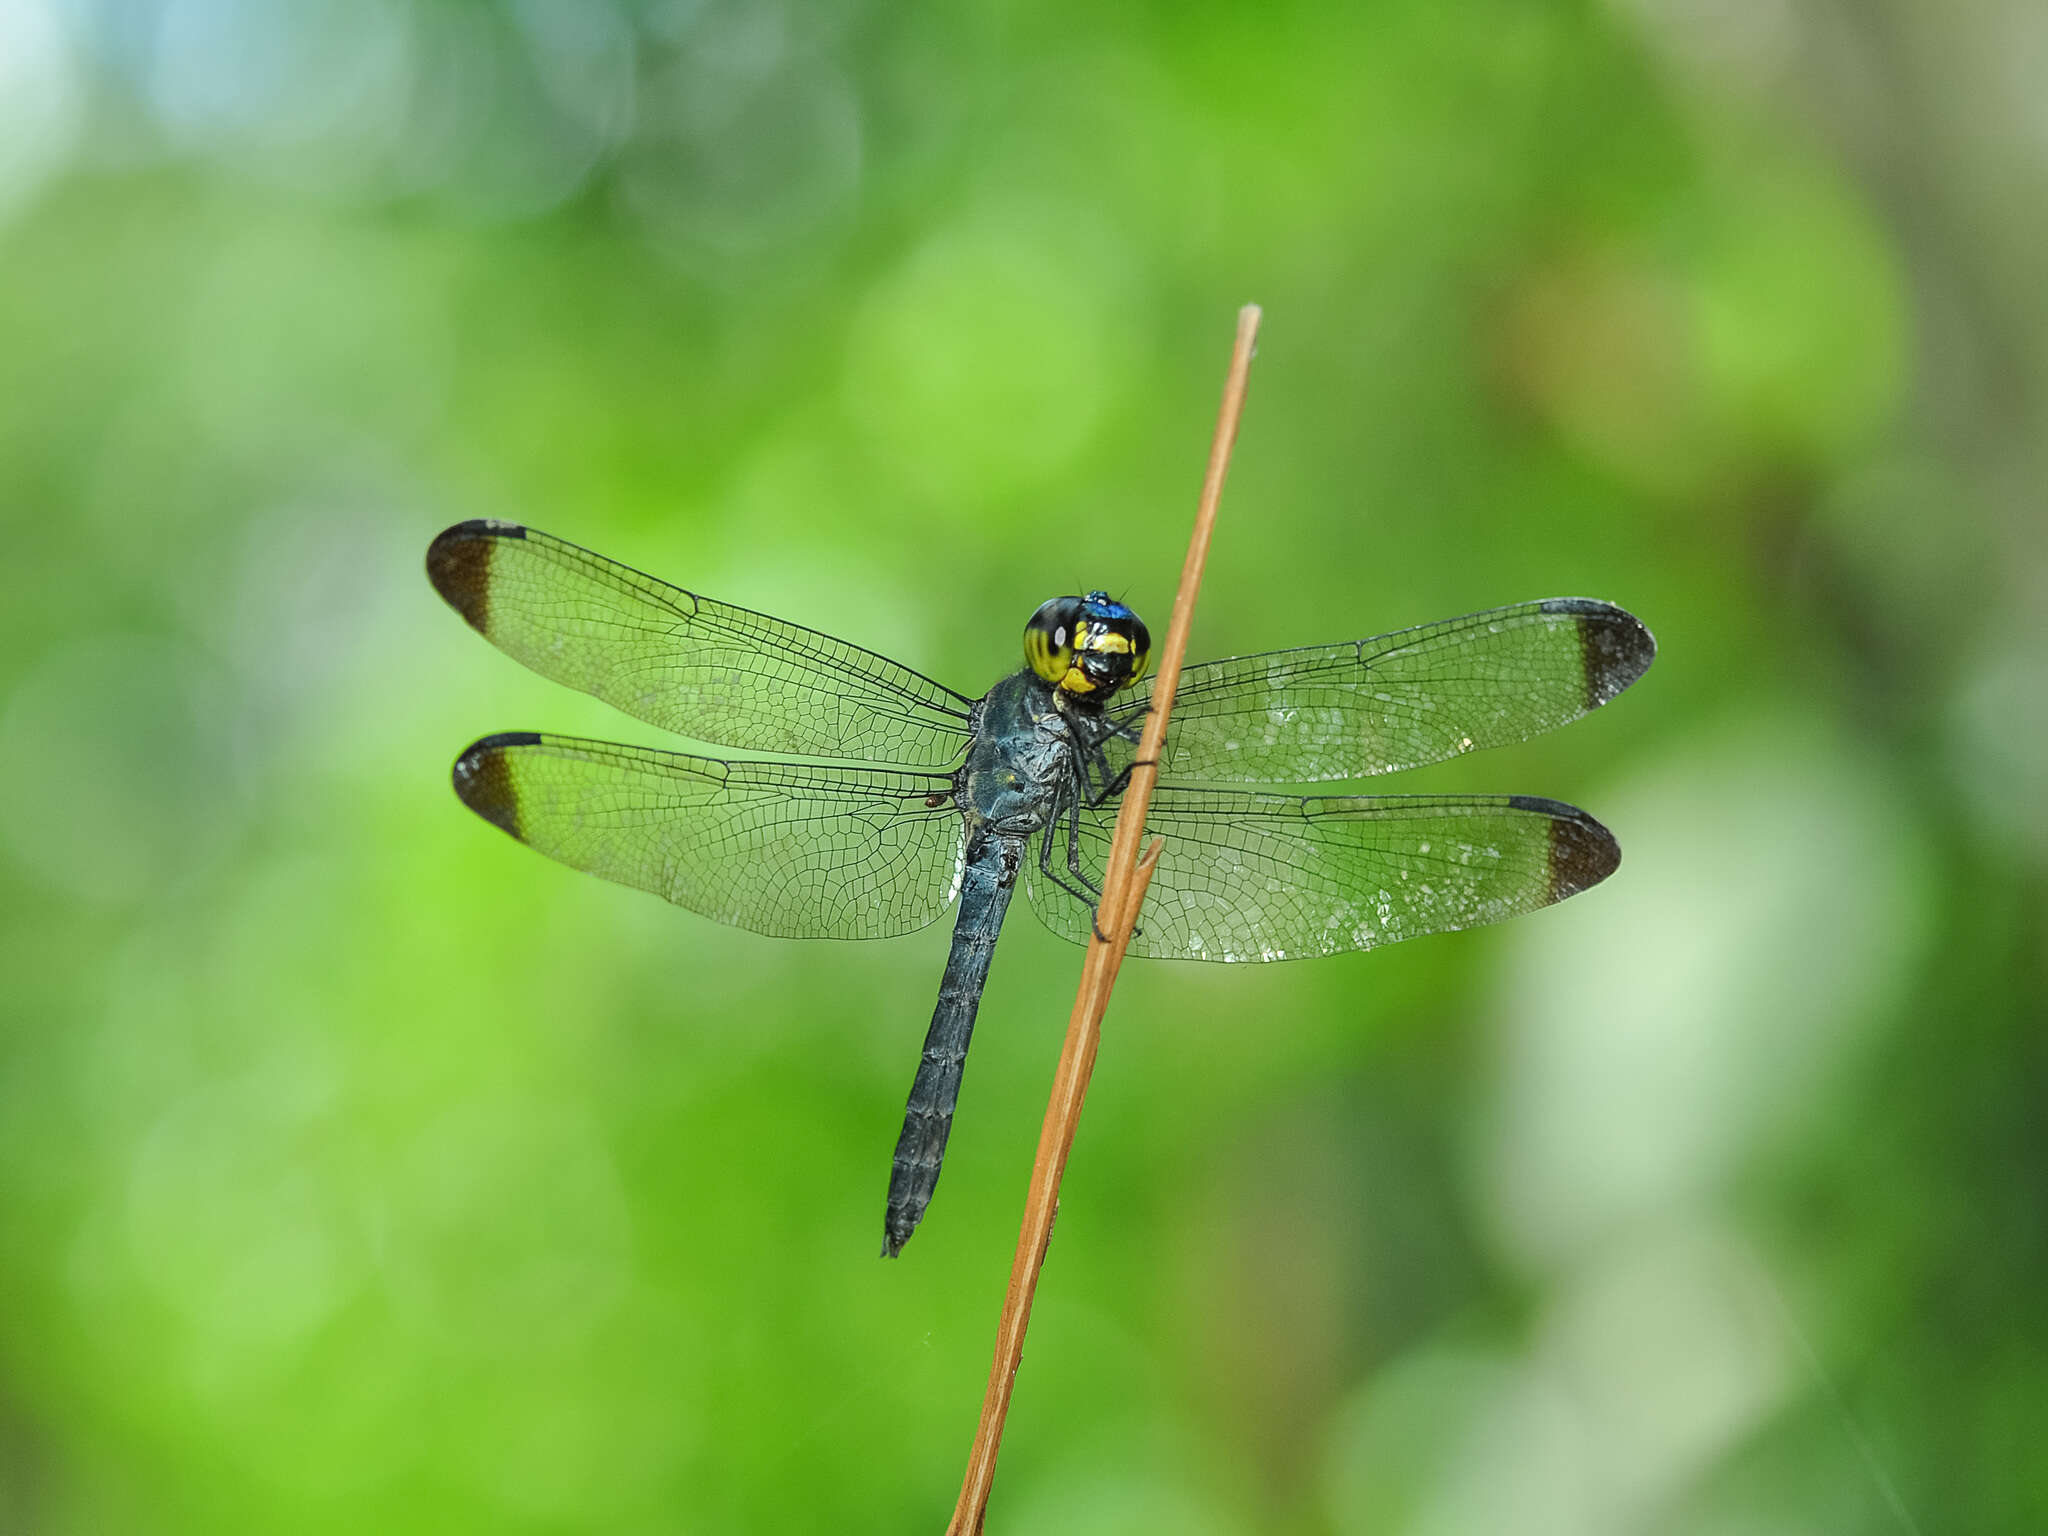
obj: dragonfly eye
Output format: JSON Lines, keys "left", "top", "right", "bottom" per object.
{"left": 1025, "top": 597, "right": 1084, "bottom": 685}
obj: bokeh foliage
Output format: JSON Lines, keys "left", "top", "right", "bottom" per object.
{"left": 1, "top": 1, "right": 2043, "bottom": 1531}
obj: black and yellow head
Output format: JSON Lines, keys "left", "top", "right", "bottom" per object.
{"left": 1024, "top": 591, "right": 1151, "bottom": 700}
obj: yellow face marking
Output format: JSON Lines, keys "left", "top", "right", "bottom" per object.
{"left": 1025, "top": 599, "right": 1147, "bottom": 698}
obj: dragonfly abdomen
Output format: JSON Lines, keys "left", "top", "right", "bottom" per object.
{"left": 882, "top": 828, "right": 1023, "bottom": 1257}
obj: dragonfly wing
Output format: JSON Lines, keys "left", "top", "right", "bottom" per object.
{"left": 1024, "top": 788, "right": 1618, "bottom": 961}
{"left": 429, "top": 521, "right": 975, "bottom": 768}
{"left": 1109, "top": 599, "right": 1653, "bottom": 783}
{"left": 453, "top": 733, "right": 965, "bottom": 940}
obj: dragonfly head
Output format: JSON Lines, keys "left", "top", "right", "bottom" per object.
{"left": 1024, "top": 591, "right": 1151, "bottom": 701}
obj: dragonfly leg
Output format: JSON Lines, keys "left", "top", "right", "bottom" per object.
{"left": 1034, "top": 809, "right": 1102, "bottom": 909}
{"left": 1047, "top": 786, "right": 1147, "bottom": 946}
{"left": 1088, "top": 758, "right": 1139, "bottom": 805}
{"left": 1075, "top": 739, "right": 1144, "bottom": 808}
{"left": 1064, "top": 791, "right": 1095, "bottom": 887}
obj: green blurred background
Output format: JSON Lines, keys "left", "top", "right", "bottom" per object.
{"left": 2, "top": 1, "right": 2043, "bottom": 1531}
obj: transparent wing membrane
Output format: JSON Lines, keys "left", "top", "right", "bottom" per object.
{"left": 1109, "top": 598, "right": 1654, "bottom": 784}
{"left": 453, "top": 732, "right": 965, "bottom": 940}
{"left": 429, "top": 521, "right": 974, "bottom": 767}
{"left": 1025, "top": 788, "right": 1619, "bottom": 961}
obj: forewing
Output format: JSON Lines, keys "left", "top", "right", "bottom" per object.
{"left": 453, "top": 733, "right": 965, "bottom": 940}
{"left": 1109, "top": 599, "right": 1654, "bottom": 783}
{"left": 1024, "top": 788, "right": 1618, "bottom": 961}
{"left": 429, "top": 521, "right": 974, "bottom": 767}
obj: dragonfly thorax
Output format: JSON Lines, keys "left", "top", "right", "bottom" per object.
{"left": 1023, "top": 591, "right": 1150, "bottom": 701}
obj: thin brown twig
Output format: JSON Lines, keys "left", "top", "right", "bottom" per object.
{"left": 946, "top": 304, "right": 1262, "bottom": 1535}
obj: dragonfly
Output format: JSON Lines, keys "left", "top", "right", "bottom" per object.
{"left": 427, "top": 520, "right": 1655, "bottom": 1256}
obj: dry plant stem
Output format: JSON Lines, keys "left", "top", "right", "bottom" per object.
{"left": 946, "top": 304, "right": 1262, "bottom": 1536}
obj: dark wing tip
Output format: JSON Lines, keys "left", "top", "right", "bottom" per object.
{"left": 1507, "top": 795, "right": 1622, "bottom": 900}
{"left": 426, "top": 520, "right": 528, "bottom": 631}
{"left": 451, "top": 731, "right": 541, "bottom": 838}
{"left": 1540, "top": 598, "right": 1657, "bottom": 710}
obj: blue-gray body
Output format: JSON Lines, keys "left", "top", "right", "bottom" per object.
{"left": 882, "top": 670, "right": 1106, "bottom": 1256}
